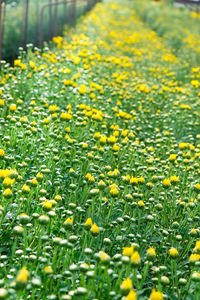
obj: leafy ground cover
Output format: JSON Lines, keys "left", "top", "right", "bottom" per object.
{"left": 0, "top": 0, "right": 200, "bottom": 299}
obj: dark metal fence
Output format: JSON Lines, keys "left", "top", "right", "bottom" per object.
{"left": 39, "top": 0, "right": 80, "bottom": 48}
{"left": 175, "top": 0, "right": 200, "bottom": 4}
{"left": 153, "top": 0, "right": 200, "bottom": 7}
{"left": 0, "top": 0, "right": 3, "bottom": 62}
{"left": 0, "top": 0, "right": 100, "bottom": 63}
{"left": 174, "top": 0, "right": 200, "bottom": 12}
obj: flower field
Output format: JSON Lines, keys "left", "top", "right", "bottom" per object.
{"left": 0, "top": 0, "right": 200, "bottom": 299}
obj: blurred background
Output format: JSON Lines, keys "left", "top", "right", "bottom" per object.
{"left": 0, "top": 0, "right": 199, "bottom": 63}
{"left": 0, "top": 0, "right": 100, "bottom": 62}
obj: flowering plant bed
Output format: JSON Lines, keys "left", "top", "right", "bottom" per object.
{"left": 0, "top": 0, "right": 200, "bottom": 299}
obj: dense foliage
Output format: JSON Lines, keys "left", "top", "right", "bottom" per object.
{"left": 0, "top": 0, "right": 200, "bottom": 299}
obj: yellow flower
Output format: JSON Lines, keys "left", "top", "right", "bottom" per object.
{"left": 170, "top": 175, "right": 179, "bottom": 183}
{"left": 190, "top": 144, "right": 195, "bottom": 151}
{"left": 162, "top": 178, "right": 170, "bottom": 187}
{"left": 191, "top": 79, "right": 199, "bottom": 88}
{"left": 189, "top": 253, "right": 200, "bottom": 263}
{"left": 42, "top": 200, "right": 53, "bottom": 211}
{"left": 110, "top": 186, "right": 119, "bottom": 196}
{"left": 123, "top": 174, "right": 130, "bottom": 182}
{"left": 191, "top": 271, "right": 200, "bottom": 281}
{"left": 43, "top": 118, "right": 50, "bottom": 124}
{"left": 3, "top": 177, "right": 15, "bottom": 187}
{"left": 100, "top": 251, "right": 110, "bottom": 263}
{"left": 131, "top": 251, "right": 141, "bottom": 266}
{"left": 108, "top": 135, "right": 118, "bottom": 143}
{"left": 113, "top": 169, "right": 120, "bottom": 176}
{"left": 90, "top": 223, "right": 100, "bottom": 235}
{"left": 195, "top": 183, "right": 200, "bottom": 191}
{"left": 20, "top": 116, "right": 28, "bottom": 123}
{"left": 0, "top": 99, "right": 4, "bottom": 106}
{"left": 79, "top": 84, "right": 87, "bottom": 94}
{"left": 82, "top": 143, "right": 88, "bottom": 149}
{"left": 64, "top": 79, "right": 73, "bottom": 86}
{"left": 169, "top": 154, "right": 177, "bottom": 161}
{"left": 113, "top": 144, "right": 120, "bottom": 151}
{"left": 64, "top": 216, "right": 73, "bottom": 227}
{"left": 55, "top": 195, "right": 62, "bottom": 201}
{"left": 88, "top": 176, "right": 95, "bottom": 182}
{"left": 10, "top": 104, "right": 16, "bottom": 111}
{"left": 194, "top": 241, "right": 200, "bottom": 252}
{"left": 36, "top": 172, "right": 44, "bottom": 182}
{"left": 49, "top": 105, "right": 58, "bottom": 112}
{"left": 29, "top": 61, "right": 36, "bottom": 69}
{"left": 90, "top": 92, "right": 96, "bottom": 99}
{"left": 85, "top": 217, "right": 92, "bottom": 228}
{"left": 22, "top": 184, "right": 30, "bottom": 194}
{"left": 73, "top": 56, "right": 80, "bottom": 65}
{"left": 121, "top": 129, "right": 128, "bottom": 137}
{"left": 65, "top": 126, "right": 70, "bottom": 133}
{"left": 31, "top": 178, "right": 38, "bottom": 186}
{"left": 149, "top": 289, "right": 163, "bottom": 300}
{"left": 60, "top": 112, "right": 72, "bottom": 120}
{"left": 124, "top": 290, "right": 137, "bottom": 300}
{"left": 16, "top": 266, "right": 29, "bottom": 284}
{"left": 53, "top": 36, "right": 63, "bottom": 45}
{"left": 85, "top": 173, "right": 92, "bottom": 179}
{"left": 120, "top": 277, "right": 133, "bottom": 292}
{"left": 169, "top": 247, "right": 178, "bottom": 258}
{"left": 98, "top": 180, "right": 106, "bottom": 188}
{"left": 138, "top": 176, "right": 145, "bottom": 183}
{"left": 0, "top": 169, "right": 17, "bottom": 179}
{"left": 100, "top": 135, "right": 107, "bottom": 144}
{"left": 44, "top": 266, "right": 53, "bottom": 274}
{"left": 0, "top": 149, "right": 5, "bottom": 157}
{"left": 94, "top": 132, "right": 100, "bottom": 139}
{"left": 130, "top": 177, "right": 138, "bottom": 185}
{"left": 147, "top": 247, "right": 156, "bottom": 259}
{"left": 147, "top": 182, "right": 153, "bottom": 188}
{"left": 3, "top": 188, "right": 12, "bottom": 198}
{"left": 190, "top": 228, "right": 197, "bottom": 236}
{"left": 179, "top": 142, "right": 188, "bottom": 150}
{"left": 14, "top": 59, "right": 21, "bottom": 66}
{"left": 123, "top": 246, "right": 134, "bottom": 257}
{"left": 138, "top": 200, "right": 144, "bottom": 207}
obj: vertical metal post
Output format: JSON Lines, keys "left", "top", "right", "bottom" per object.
{"left": 54, "top": 0, "right": 58, "bottom": 37}
{"left": 87, "top": 0, "right": 91, "bottom": 11}
{"left": 49, "top": 0, "right": 53, "bottom": 40}
{"left": 0, "top": 0, "right": 3, "bottom": 65}
{"left": 63, "top": 1, "right": 67, "bottom": 30}
{"left": 40, "top": 1, "right": 70, "bottom": 49}
{"left": 70, "top": 0, "right": 76, "bottom": 27}
{"left": 35, "top": 0, "right": 39, "bottom": 45}
{"left": 2, "top": 0, "right": 5, "bottom": 46}
{"left": 24, "top": 0, "right": 29, "bottom": 50}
